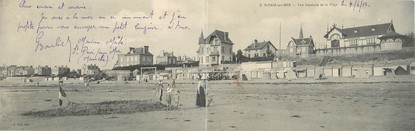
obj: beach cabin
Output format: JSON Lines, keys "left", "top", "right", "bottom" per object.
{"left": 323, "top": 66, "right": 333, "bottom": 77}
{"left": 257, "top": 69, "right": 264, "bottom": 79}
{"left": 362, "top": 65, "right": 373, "bottom": 76}
{"left": 306, "top": 65, "right": 315, "bottom": 78}
{"left": 285, "top": 69, "right": 297, "bottom": 80}
{"left": 395, "top": 65, "right": 409, "bottom": 75}
{"left": 240, "top": 71, "right": 250, "bottom": 80}
{"left": 136, "top": 75, "right": 141, "bottom": 81}
{"left": 352, "top": 66, "right": 371, "bottom": 78}
{"left": 384, "top": 68, "right": 395, "bottom": 77}
{"left": 277, "top": 68, "right": 288, "bottom": 79}
{"left": 293, "top": 66, "right": 307, "bottom": 78}
{"left": 270, "top": 69, "right": 279, "bottom": 79}
{"left": 342, "top": 66, "right": 353, "bottom": 77}
{"left": 373, "top": 66, "right": 385, "bottom": 76}
{"left": 314, "top": 67, "right": 324, "bottom": 79}
{"left": 262, "top": 69, "right": 271, "bottom": 80}
{"left": 332, "top": 65, "right": 342, "bottom": 77}
{"left": 251, "top": 69, "right": 258, "bottom": 79}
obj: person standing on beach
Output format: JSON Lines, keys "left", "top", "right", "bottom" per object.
{"left": 196, "top": 79, "right": 206, "bottom": 107}
{"left": 155, "top": 80, "right": 164, "bottom": 101}
{"left": 84, "top": 79, "right": 90, "bottom": 91}
{"left": 166, "top": 83, "right": 173, "bottom": 110}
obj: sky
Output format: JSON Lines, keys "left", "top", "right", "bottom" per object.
{"left": 0, "top": 0, "right": 413, "bottom": 69}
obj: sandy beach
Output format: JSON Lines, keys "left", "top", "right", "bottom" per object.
{"left": 1, "top": 76, "right": 415, "bottom": 131}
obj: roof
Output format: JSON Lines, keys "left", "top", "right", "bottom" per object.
{"left": 291, "top": 37, "right": 314, "bottom": 46}
{"left": 378, "top": 32, "right": 405, "bottom": 39}
{"left": 202, "top": 30, "right": 234, "bottom": 45}
{"left": 126, "top": 47, "right": 153, "bottom": 56}
{"left": 244, "top": 41, "right": 276, "bottom": 51}
{"left": 324, "top": 22, "right": 394, "bottom": 38}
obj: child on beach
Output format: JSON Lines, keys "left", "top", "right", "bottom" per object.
{"left": 166, "top": 84, "right": 173, "bottom": 110}
{"left": 165, "top": 80, "right": 180, "bottom": 110}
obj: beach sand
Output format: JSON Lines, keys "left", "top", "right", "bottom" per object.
{"left": 0, "top": 76, "right": 414, "bottom": 131}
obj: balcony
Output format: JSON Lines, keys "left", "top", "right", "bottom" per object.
{"left": 209, "top": 51, "right": 220, "bottom": 56}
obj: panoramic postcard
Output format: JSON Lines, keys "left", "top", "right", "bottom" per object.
{"left": 0, "top": 0, "right": 414, "bottom": 130}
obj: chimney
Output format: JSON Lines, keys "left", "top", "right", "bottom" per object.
{"left": 254, "top": 39, "right": 258, "bottom": 48}
{"left": 224, "top": 32, "right": 229, "bottom": 41}
{"left": 130, "top": 47, "right": 135, "bottom": 54}
{"left": 144, "top": 46, "right": 149, "bottom": 54}
{"left": 160, "top": 50, "right": 164, "bottom": 56}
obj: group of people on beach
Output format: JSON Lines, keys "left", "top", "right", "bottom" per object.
{"left": 155, "top": 79, "right": 180, "bottom": 110}
{"left": 155, "top": 74, "right": 212, "bottom": 110}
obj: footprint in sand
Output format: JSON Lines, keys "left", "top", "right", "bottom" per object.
{"left": 291, "top": 115, "right": 301, "bottom": 118}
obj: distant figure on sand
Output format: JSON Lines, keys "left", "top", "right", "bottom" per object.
{"left": 166, "top": 80, "right": 180, "bottom": 110}
{"left": 196, "top": 80, "right": 206, "bottom": 107}
{"left": 319, "top": 73, "right": 324, "bottom": 80}
{"left": 165, "top": 84, "right": 173, "bottom": 110}
{"left": 85, "top": 79, "right": 90, "bottom": 91}
{"left": 155, "top": 80, "right": 164, "bottom": 101}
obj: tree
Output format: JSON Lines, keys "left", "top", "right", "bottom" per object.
{"left": 236, "top": 49, "right": 244, "bottom": 63}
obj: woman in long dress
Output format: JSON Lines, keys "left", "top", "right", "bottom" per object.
{"left": 196, "top": 80, "right": 206, "bottom": 107}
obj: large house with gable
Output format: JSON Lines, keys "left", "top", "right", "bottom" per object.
{"left": 197, "top": 30, "right": 235, "bottom": 66}
{"left": 244, "top": 39, "right": 277, "bottom": 58}
{"left": 287, "top": 26, "right": 316, "bottom": 58}
{"left": 315, "top": 21, "right": 406, "bottom": 56}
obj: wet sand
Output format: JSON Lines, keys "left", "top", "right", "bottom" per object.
{"left": 1, "top": 76, "right": 415, "bottom": 131}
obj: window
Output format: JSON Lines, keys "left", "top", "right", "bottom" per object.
{"left": 229, "top": 47, "right": 232, "bottom": 53}
{"left": 366, "top": 38, "right": 376, "bottom": 44}
{"left": 214, "top": 38, "right": 219, "bottom": 45}
{"left": 330, "top": 34, "right": 340, "bottom": 40}
{"left": 212, "top": 57, "right": 215, "bottom": 62}
{"left": 222, "top": 56, "right": 224, "bottom": 61}
{"left": 350, "top": 39, "right": 358, "bottom": 46}
{"left": 301, "top": 40, "right": 306, "bottom": 44}
{"left": 248, "top": 54, "right": 251, "bottom": 58}
{"left": 386, "top": 39, "right": 394, "bottom": 43}
{"left": 254, "top": 53, "right": 258, "bottom": 58}
{"left": 263, "top": 53, "right": 266, "bottom": 57}
{"left": 395, "top": 38, "right": 402, "bottom": 43}
{"left": 221, "top": 47, "right": 224, "bottom": 53}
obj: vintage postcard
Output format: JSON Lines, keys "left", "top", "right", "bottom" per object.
{"left": 0, "top": 0, "right": 414, "bottom": 130}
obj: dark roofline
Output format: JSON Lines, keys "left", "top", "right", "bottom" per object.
{"left": 324, "top": 22, "right": 393, "bottom": 38}
{"left": 244, "top": 41, "right": 277, "bottom": 51}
